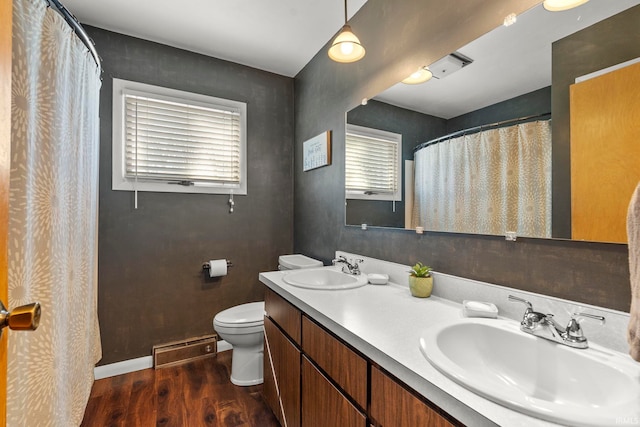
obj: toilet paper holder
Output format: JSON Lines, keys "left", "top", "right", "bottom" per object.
{"left": 202, "top": 260, "right": 233, "bottom": 271}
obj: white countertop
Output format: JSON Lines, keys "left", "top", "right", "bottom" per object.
{"left": 259, "top": 268, "right": 562, "bottom": 427}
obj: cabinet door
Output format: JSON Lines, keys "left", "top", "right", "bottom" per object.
{"left": 370, "top": 366, "right": 455, "bottom": 427}
{"left": 302, "top": 316, "right": 367, "bottom": 408}
{"left": 264, "top": 316, "right": 301, "bottom": 427}
{"left": 301, "top": 357, "right": 366, "bottom": 427}
{"left": 265, "top": 287, "right": 301, "bottom": 345}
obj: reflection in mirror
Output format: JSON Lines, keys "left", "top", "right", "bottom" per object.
{"left": 345, "top": 0, "right": 640, "bottom": 243}
{"left": 345, "top": 124, "right": 403, "bottom": 227}
{"left": 413, "top": 117, "right": 552, "bottom": 237}
{"left": 346, "top": 101, "right": 444, "bottom": 228}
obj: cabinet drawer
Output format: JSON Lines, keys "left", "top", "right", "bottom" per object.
{"left": 302, "top": 356, "right": 366, "bottom": 427}
{"left": 265, "top": 287, "right": 301, "bottom": 345}
{"left": 264, "top": 316, "right": 301, "bottom": 427}
{"left": 371, "top": 366, "right": 456, "bottom": 427}
{"left": 302, "top": 316, "right": 367, "bottom": 408}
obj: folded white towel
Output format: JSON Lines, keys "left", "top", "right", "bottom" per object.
{"left": 627, "top": 182, "right": 640, "bottom": 362}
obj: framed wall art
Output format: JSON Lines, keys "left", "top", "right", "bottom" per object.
{"left": 303, "top": 131, "right": 332, "bottom": 172}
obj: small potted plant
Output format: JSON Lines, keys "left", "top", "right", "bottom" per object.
{"left": 409, "top": 262, "right": 433, "bottom": 298}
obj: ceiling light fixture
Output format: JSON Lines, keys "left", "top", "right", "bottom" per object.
{"left": 328, "top": 0, "right": 365, "bottom": 63}
{"left": 503, "top": 13, "right": 517, "bottom": 27}
{"left": 543, "top": 0, "right": 589, "bottom": 12}
{"left": 402, "top": 67, "right": 433, "bottom": 85}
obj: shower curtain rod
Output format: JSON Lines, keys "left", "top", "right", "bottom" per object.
{"left": 46, "top": 0, "right": 101, "bottom": 72}
{"left": 413, "top": 112, "right": 551, "bottom": 153}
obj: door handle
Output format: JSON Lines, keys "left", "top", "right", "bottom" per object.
{"left": 0, "top": 300, "right": 41, "bottom": 331}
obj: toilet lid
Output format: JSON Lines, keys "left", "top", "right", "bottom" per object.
{"left": 214, "top": 301, "right": 264, "bottom": 328}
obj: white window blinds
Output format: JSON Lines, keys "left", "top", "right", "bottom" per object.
{"left": 124, "top": 94, "right": 241, "bottom": 185}
{"left": 345, "top": 125, "right": 401, "bottom": 200}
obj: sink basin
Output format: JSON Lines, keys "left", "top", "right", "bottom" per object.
{"left": 283, "top": 267, "right": 368, "bottom": 290}
{"left": 419, "top": 318, "right": 640, "bottom": 426}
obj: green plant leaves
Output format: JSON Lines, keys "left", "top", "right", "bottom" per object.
{"left": 410, "top": 262, "right": 432, "bottom": 277}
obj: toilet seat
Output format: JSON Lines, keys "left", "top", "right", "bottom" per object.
{"left": 214, "top": 301, "right": 264, "bottom": 329}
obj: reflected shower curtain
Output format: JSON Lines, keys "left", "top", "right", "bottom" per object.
{"left": 9, "top": 0, "right": 102, "bottom": 425}
{"left": 412, "top": 120, "right": 552, "bottom": 237}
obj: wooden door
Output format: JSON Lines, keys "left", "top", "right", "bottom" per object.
{"left": 0, "top": 0, "right": 13, "bottom": 424}
{"left": 570, "top": 62, "right": 640, "bottom": 242}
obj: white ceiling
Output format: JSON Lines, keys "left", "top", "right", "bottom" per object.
{"left": 63, "top": 0, "right": 368, "bottom": 77}
{"left": 375, "top": 0, "right": 640, "bottom": 119}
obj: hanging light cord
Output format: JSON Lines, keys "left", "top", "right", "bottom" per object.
{"left": 343, "top": 0, "right": 348, "bottom": 24}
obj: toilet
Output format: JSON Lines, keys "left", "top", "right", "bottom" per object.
{"left": 214, "top": 301, "right": 265, "bottom": 386}
{"left": 213, "top": 254, "right": 322, "bottom": 386}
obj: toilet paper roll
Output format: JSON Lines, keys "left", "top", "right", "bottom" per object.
{"left": 208, "top": 259, "right": 228, "bottom": 278}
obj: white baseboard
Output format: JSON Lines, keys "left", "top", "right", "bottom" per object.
{"left": 94, "top": 356, "right": 153, "bottom": 380}
{"left": 93, "top": 340, "right": 232, "bottom": 380}
{"left": 217, "top": 339, "right": 232, "bottom": 352}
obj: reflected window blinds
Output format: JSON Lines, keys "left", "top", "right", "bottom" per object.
{"left": 345, "top": 127, "right": 401, "bottom": 198}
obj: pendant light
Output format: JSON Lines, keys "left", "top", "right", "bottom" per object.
{"left": 402, "top": 67, "right": 433, "bottom": 85}
{"left": 328, "top": 0, "right": 365, "bottom": 63}
{"left": 543, "top": 0, "right": 589, "bottom": 11}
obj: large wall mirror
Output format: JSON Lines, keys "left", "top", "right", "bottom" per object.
{"left": 345, "top": 0, "right": 640, "bottom": 244}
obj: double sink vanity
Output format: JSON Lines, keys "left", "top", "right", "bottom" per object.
{"left": 259, "top": 251, "right": 639, "bottom": 427}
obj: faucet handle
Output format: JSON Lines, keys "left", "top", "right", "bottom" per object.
{"left": 565, "top": 312, "right": 605, "bottom": 346}
{"left": 508, "top": 295, "right": 533, "bottom": 312}
{"left": 332, "top": 255, "right": 347, "bottom": 265}
{"left": 571, "top": 312, "right": 606, "bottom": 325}
{"left": 509, "top": 295, "right": 542, "bottom": 330}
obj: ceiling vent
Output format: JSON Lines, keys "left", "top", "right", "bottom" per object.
{"left": 430, "top": 52, "right": 474, "bottom": 79}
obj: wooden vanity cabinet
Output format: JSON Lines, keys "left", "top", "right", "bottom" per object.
{"left": 265, "top": 287, "right": 301, "bottom": 345}
{"left": 301, "top": 356, "right": 366, "bottom": 427}
{"left": 264, "top": 288, "right": 302, "bottom": 427}
{"left": 263, "top": 287, "right": 460, "bottom": 427}
{"left": 301, "top": 316, "right": 367, "bottom": 408}
{"left": 370, "top": 365, "right": 456, "bottom": 427}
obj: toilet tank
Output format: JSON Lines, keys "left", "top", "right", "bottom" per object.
{"left": 278, "top": 254, "right": 323, "bottom": 270}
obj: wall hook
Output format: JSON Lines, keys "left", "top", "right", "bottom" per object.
{"left": 228, "top": 191, "right": 234, "bottom": 213}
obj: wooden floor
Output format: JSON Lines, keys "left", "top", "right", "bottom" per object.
{"left": 81, "top": 351, "right": 280, "bottom": 427}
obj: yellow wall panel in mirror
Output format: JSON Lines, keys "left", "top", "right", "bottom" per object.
{"left": 570, "top": 61, "right": 640, "bottom": 243}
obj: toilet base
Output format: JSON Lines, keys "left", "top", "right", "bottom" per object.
{"left": 231, "top": 374, "right": 263, "bottom": 387}
{"left": 229, "top": 342, "right": 264, "bottom": 386}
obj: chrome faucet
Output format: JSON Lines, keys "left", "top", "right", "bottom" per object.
{"left": 508, "top": 295, "right": 605, "bottom": 349}
{"left": 332, "top": 256, "right": 364, "bottom": 275}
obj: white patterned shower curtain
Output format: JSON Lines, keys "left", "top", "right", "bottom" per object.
{"left": 412, "top": 120, "right": 552, "bottom": 238}
{"left": 8, "top": 0, "right": 102, "bottom": 425}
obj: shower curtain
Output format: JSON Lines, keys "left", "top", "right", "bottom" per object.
{"left": 8, "top": 0, "right": 101, "bottom": 425}
{"left": 412, "top": 120, "right": 552, "bottom": 237}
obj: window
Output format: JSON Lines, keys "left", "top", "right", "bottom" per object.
{"left": 345, "top": 124, "right": 402, "bottom": 201}
{"left": 112, "top": 79, "right": 247, "bottom": 195}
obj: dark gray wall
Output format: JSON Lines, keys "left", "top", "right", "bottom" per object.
{"left": 446, "top": 86, "right": 551, "bottom": 133}
{"left": 88, "top": 27, "right": 294, "bottom": 365}
{"left": 551, "top": 4, "right": 640, "bottom": 238}
{"left": 294, "top": 0, "right": 631, "bottom": 312}
{"left": 346, "top": 100, "right": 446, "bottom": 227}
